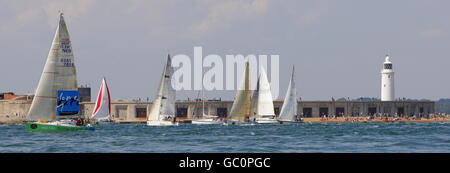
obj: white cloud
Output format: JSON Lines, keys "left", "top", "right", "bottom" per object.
{"left": 186, "top": 0, "right": 269, "bottom": 37}
{"left": 287, "top": 2, "right": 330, "bottom": 27}
{"left": 420, "top": 28, "right": 446, "bottom": 39}
{"left": 1, "top": 0, "right": 96, "bottom": 32}
{"left": 116, "top": 0, "right": 269, "bottom": 39}
{"left": 1, "top": 7, "right": 42, "bottom": 32}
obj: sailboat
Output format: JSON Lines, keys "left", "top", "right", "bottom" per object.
{"left": 191, "top": 92, "right": 221, "bottom": 125}
{"left": 146, "top": 54, "right": 179, "bottom": 126}
{"left": 278, "top": 66, "right": 302, "bottom": 123}
{"left": 225, "top": 62, "right": 252, "bottom": 125}
{"left": 191, "top": 69, "right": 221, "bottom": 125}
{"left": 25, "top": 13, "right": 94, "bottom": 132}
{"left": 253, "top": 67, "right": 277, "bottom": 124}
{"left": 91, "top": 77, "right": 112, "bottom": 124}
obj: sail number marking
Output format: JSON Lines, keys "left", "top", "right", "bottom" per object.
{"left": 60, "top": 42, "right": 72, "bottom": 53}
{"left": 60, "top": 58, "right": 74, "bottom": 67}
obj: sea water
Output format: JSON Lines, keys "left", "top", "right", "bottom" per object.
{"left": 0, "top": 122, "right": 449, "bottom": 153}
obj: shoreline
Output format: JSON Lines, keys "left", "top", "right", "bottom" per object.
{"left": 1, "top": 117, "right": 449, "bottom": 125}
{"left": 301, "top": 117, "right": 450, "bottom": 123}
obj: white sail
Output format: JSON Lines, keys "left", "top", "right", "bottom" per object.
{"left": 278, "top": 66, "right": 298, "bottom": 121}
{"left": 228, "top": 62, "right": 251, "bottom": 122}
{"left": 255, "top": 67, "right": 275, "bottom": 117}
{"left": 91, "top": 78, "right": 111, "bottom": 120}
{"left": 148, "top": 55, "right": 176, "bottom": 121}
{"left": 28, "top": 13, "right": 78, "bottom": 121}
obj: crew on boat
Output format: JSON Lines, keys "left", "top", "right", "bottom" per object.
{"left": 295, "top": 115, "right": 302, "bottom": 122}
{"left": 246, "top": 116, "right": 251, "bottom": 123}
{"left": 76, "top": 118, "right": 82, "bottom": 126}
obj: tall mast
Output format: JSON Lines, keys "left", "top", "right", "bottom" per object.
{"left": 202, "top": 66, "right": 205, "bottom": 116}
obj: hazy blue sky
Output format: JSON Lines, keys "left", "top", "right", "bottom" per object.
{"left": 0, "top": 0, "right": 449, "bottom": 101}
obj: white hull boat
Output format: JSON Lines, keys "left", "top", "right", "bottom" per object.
{"left": 147, "top": 55, "right": 178, "bottom": 126}
{"left": 277, "top": 66, "right": 301, "bottom": 124}
{"left": 224, "top": 119, "right": 255, "bottom": 126}
{"left": 192, "top": 118, "right": 222, "bottom": 125}
{"left": 255, "top": 117, "right": 279, "bottom": 124}
{"left": 278, "top": 119, "right": 303, "bottom": 124}
{"left": 147, "top": 120, "right": 179, "bottom": 126}
{"left": 252, "top": 67, "right": 277, "bottom": 124}
{"left": 91, "top": 77, "right": 112, "bottom": 124}
{"left": 226, "top": 62, "right": 252, "bottom": 124}
{"left": 94, "top": 118, "right": 113, "bottom": 125}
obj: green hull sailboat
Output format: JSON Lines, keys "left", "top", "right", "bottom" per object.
{"left": 25, "top": 122, "right": 94, "bottom": 132}
{"left": 25, "top": 13, "right": 94, "bottom": 132}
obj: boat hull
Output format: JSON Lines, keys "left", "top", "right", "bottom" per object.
{"left": 278, "top": 120, "right": 302, "bottom": 124}
{"left": 25, "top": 122, "right": 94, "bottom": 132}
{"left": 255, "top": 118, "right": 278, "bottom": 124}
{"left": 93, "top": 119, "right": 113, "bottom": 125}
{"left": 191, "top": 119, "right": 222, "bottom": 125}
{"left": 146, "top": 120, "right": 179, "bottom": 126}
{"left": 95, "top": 121, "right": 113, "bottom": 125}
{"left": 224, "top": 120, "right": 255, "bottom": 126}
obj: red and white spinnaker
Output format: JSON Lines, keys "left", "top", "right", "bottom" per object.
{"left": 91, "top": 78, "right": 111, "bottom": 120}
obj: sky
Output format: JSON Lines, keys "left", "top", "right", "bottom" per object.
{"left": 0, "top": 0, "right": 449, "bottom": 101}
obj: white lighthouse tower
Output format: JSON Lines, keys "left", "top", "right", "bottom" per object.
{"left": 381, "top": 55, "right": 395, "bottom": 101}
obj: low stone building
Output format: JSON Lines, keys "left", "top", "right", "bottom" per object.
{"left": 0, "top": 99, "right": 435, "bottom": 123}
{"left": 80, "top": 99, "right": 434, "bottom": 120}
{"left": 0, "top": 100, "right": 31, "bottom": 123}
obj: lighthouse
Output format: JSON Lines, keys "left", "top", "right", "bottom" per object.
{"left": 381, "top": 55, "right": 395, "bottom": 101}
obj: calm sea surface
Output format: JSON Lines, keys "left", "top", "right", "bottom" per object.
{"left": 0, "top": 122, "right": 449, "bottom": 153}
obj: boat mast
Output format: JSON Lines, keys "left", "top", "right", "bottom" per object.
{"left": 202, "top": 67, "right": 205, "bottom": 117}
{"left": 193, "top": 90, "right": 200, "bottom": 118}
{"left": 158, "top": 56, "right": 168, "bottom": 121}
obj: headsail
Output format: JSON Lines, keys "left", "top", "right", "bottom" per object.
{"left": 148, "top": 55, "right": 176, "bottom": 121}
{"left": 278, "top": 66, "right": 298, "bottom": 121}
{"left": 228, "top": 62, "right": 251, "bottom": 122}
{"left": 28, "top": 13, "right": 78, "bottom": 121}
{"left": 255, "top": 67, "right": 275, "bottom": 117}
{"left": 91, "top": 77, "right": 111, "bottom": 120}
{"left": 250, "top": 77, "right": 259, "bottom": 119}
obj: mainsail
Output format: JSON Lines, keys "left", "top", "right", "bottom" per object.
{"left": 228, "top": 62, "right": 251, "bottom": 122}
{"left": 91, "top": 77, "right": 111, "bottom": 120}
{"left": 278, "top": 66, "right": 298, "bottom": 121}
{"left": 148, "top": 55, "right": 176, "bottom": 121}
{"left": 28, "top": 13, "right": 78, "bottom": 121}
{"left": 255, "top": 67, "right": 275, "bottom": 117}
